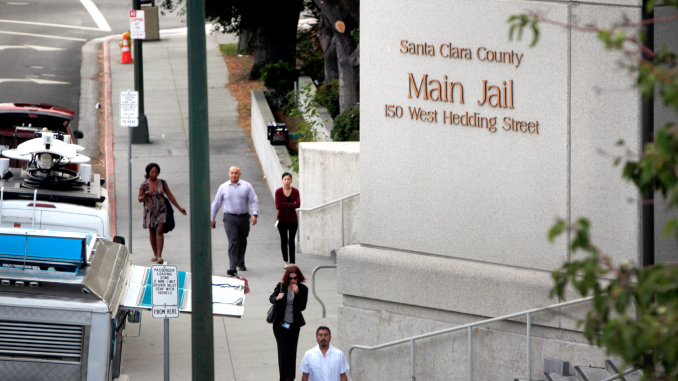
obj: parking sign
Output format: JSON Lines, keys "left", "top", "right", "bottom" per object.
{"left": 130, "top": 10, "right": 145, "bottom": 39}
{"left": 151, "top": 265, "right": 179, "bottom": 318}
{"left": 120, "top": 91, "right": 139, "bottom": 127}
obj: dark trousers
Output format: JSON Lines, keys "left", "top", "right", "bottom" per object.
{"left": 223, "top": 213, "right": 250, "bottom": 271}
{"left": 273, "top": 322, "right": 301, "bottom": 381}
{"left": 277, "top": 221, "right": 298, "bottom": 263}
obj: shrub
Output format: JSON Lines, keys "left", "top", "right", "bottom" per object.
{"left": 260, "top": 61, "right": 299, "bottom": 99}
{"left": 284, "top": 84, "right": 329, "bottom": 172}
{"left": 296, "top": 24, "right": 324, "bottom": 83}
{"left": 314, "top": 80, "right": 340, "bottom": 119}
{"left": 331, "top": 105, "right": 359, "bottom": 141}
{"left": 219, "top": 43, "right": 238, "bottom": 57}
{"left": 301, "top": 52, "right": 325, "bottom": 84}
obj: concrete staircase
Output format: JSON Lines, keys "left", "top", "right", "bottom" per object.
{"left": 514, "top": 358, "right": 643, "bottom": 381}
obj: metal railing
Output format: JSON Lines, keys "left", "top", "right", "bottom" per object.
{"left": 311, "top": 265, "right": 337, "bottom": 318}
{"left": 347, "top": 296, "right": 595, "bottom": 381}
{"left": 598, "top": 367, "right": 640, "bottom": 381}
{"left": 296, "top": 192, "right": 359, "bottom": 252}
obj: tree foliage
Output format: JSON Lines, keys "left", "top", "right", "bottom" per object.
{"left": 158, "top": 0, "right": 306, "bottom": 78}
{"left": 330, "top": 104, "right": 359, "bottom": 141}
{"left": 314, "top": 79, "right": 340, "bottom": 119}
{"left": 549, "top": 218, "right": 678, "bottom": 379}
{"left": 510, "top": 3, "right": 678, "bottom": 380}
{"left": 261, "top": 61, "right": 299, "bottom": 100}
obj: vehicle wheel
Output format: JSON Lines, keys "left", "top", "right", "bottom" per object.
{"left": 113, "top": 236, "right": 125, "bottom": 245}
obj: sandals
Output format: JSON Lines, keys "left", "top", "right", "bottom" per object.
{"left": 151, "top": 257, "right": 158, "bottom": 262}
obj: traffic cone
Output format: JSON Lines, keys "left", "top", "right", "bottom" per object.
{"left": 120, "top": 32, "right": 133, "bottom": 64}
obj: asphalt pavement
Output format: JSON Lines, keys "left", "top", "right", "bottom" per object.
{"left": 103, "top": 28, "right": 341, "bottom": 380}
{"left": 0, "top": 0, "right": 184, "bottom": 150}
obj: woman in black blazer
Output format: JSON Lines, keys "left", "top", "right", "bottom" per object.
{"left": 269, "top": 265, "right": 308, "bottom": 381}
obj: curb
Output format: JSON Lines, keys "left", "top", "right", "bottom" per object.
{"left": 102, "top": 35, "right": 117, "bottom": 238}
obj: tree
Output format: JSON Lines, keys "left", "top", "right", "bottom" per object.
{"left": 313, "top": 0, "right": 359, "bottom": 113}
{"left": 158, "top": 0, "right": 304, "bottom": 79}
{"left": 510, "top": 2, "right": 678, "bottom": 379}
{"left": 318, "top": 14, "right": 339, "bottom": 83}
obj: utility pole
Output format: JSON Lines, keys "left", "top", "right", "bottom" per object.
{"left": 641, "top": 0, "right": 654, "bottom": 267}
{"left": 132, "top": 0, "right": 150, "bottom": 144}
{"left": 187, "top": 0, "right": 214, "bottom": 380}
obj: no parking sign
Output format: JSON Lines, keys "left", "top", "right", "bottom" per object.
{"left": 129, "top": 10, "right": 145, "bottom": 39}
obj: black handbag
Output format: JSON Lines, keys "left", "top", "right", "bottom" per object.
{"left": 266, "top": 304, "right": 279, "bottom": 324}
{"left": 267, "top": 283, "right": 282, "bottom": 323}
{"left": 161, "top": 180, "right": 175, "bottom": 233}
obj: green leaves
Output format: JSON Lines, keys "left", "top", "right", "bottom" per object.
{"left": 518, "top": 4, "right": 678, "bottom": 380}
{"left": 548, "top": 219, "right": 567, "bottom": 243}
{"left": 663, "top": 218, "right": 678, "bottom": 238}
{"left": 547, "top": 217, "right": 678, "bottom": 380}
{"left": 597, "top": 28, "right": 627, "bottom": 49}
{"left": 507, "top": 14, "right": 540, "bottom": 47}
{"left": 284, "top": 83, "right": 329, "bottom": 172}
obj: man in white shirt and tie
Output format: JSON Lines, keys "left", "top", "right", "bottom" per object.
{"left": 300, "top": 326, "right": 349, "bottom": 381}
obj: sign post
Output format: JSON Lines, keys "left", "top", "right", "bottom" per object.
{"left": 130, "top": 0, "right": 150, "bottom": 144}
{"left": 186, "top": 0, "right": 215, "bottom": 379}
{"left": 120, "top": 90, "right": 139, "bottom": 254}
{"left": 152, "top": 265, "right": 179, "bottom": 381}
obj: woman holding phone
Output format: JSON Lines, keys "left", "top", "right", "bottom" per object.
{"left": 269, "top": 265, "right": 308, "bottom": 381}
{"left": 138, "top": 163, "right": 187, "bottom": 263}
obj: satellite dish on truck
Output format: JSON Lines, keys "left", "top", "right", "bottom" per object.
{"left": 2, "top": 131, "right": 91, "bottom": 190}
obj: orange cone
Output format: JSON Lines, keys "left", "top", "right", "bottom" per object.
{"left": 120, "top": 32, "right": 133, "bottom": 64}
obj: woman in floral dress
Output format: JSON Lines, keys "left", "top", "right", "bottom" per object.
{"left": 138, "top": 163, "right": 186, "bottom": 263}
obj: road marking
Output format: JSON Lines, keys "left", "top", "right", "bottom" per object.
{"left": 0, "top": 19, "right": 104, "bottom": 31}
{"left": 30, "top": 78, "right": 69, "bottom": 85}
{"left": 0, "top": 78, "right": 69, "bottom": 85}
{"left": 0, "top": 31, "right": 86, "bottom": 41}
{"left": 24, "top": 44, "right": 66, "bottom": 51}
{"left": 0, "top": 45, "right": 65, "bottom": 51}
{"left": 79, "top": 0, "right": 111, "bottom": 31}
{"left": 29, "top": 66, "right": 44, "bottom": 69}
{"left": 6, "top": 2, "right": 29, "bottom": 4}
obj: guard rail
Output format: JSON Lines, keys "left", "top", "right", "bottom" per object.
{"left": 347, "top": 296, "right": 599, "bottom": 381}
{"left": 296, "top": 192, "right": 359, "bottom": 253}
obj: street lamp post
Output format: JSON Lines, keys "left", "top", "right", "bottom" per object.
{"left": 132, "top": 0, "right": 150, "bottom": 144}
{"left": 186, "top": 0, "right": 215, "bottom": 380}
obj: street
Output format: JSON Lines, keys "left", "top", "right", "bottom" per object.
{"left": 0, "top": 0, "right": 183, "bottom": 133}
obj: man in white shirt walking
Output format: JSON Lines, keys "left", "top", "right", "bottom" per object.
{"left": 300, "top": 326, "right": 349, "bottom": 381}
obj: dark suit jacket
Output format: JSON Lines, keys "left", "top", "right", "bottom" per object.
{"left": 269, "top": 282, "right": 308, "bottom": 327}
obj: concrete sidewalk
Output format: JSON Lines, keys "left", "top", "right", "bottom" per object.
{"left": 106, "top": 30, "right": 340, "bottom": 380}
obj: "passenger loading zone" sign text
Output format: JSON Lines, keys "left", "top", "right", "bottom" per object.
{"left": 152, "top": 265, "right": 179, "bottom": 318}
